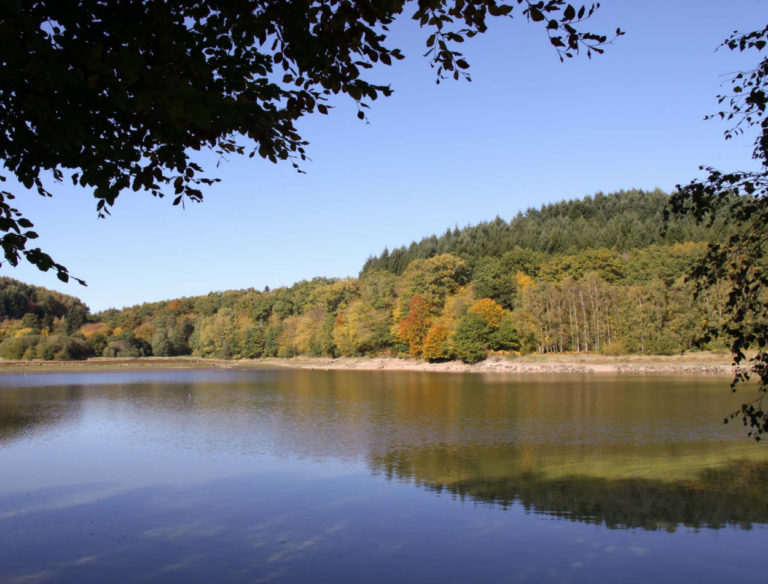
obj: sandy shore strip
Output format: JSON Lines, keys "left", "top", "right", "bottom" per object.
{"left": 255, "top": 353, "right": 735, "bottom": 376}
{"left": 0, "top": 352, "right": 737, "bottom": 375}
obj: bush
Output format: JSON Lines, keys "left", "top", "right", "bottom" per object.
{"left": 0, "top": 335, "right": 41, "bottom": 359}
{"left": 488, "top": 318, "right": 521, "bottom": 352}
{"left": 85, "top": 332, "right": 109, "bottom": 357}
{"left": 453, "top": 312, "right": 492, "bottom": 364}
{"left": 102, "top": 340, "right": 140, "bottom": 358}
{"left": 263, "top": 326, "right": 282, "bottom": 357}
{"left": 45, "top": 336, "right": 90, "bottom": 360}
{"left": 0, "top": 334, "right": 91, "bottom": 360}
{"left": 277, "top": 344, "right": 297, "bottom": 358}
{"left": 422, "top": 324, "right": 453, "bottom": 362}
{"left": 37, "top": 341, "right": 58, "bottom": 360}
{"left": 241, "top": 327, "right": 265, "bottom": 358}
{"left": 646, "top": 336, "right": 682, "bottom": 356}
{"left": 600, "top": 340, "right": 626, "bottom": 356}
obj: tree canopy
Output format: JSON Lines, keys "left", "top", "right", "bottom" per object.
{"left": 362, "top": 189, "right": 727, "bottom": 275}
{"left": 0, "top": 189, "right": 731, "bottom": 364}
{"left": 0, "top": 0, "right": 620, "bottom": 284}
{"left": 668, "top": 25, "right": 768, "bottom": 439}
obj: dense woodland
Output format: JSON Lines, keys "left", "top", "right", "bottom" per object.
{"left": 0, "top": 190, "right": 738, "bottom": 362}
{"left": 361, "top": 189, "right": 727, "bottom": 274}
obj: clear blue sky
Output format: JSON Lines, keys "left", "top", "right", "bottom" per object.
{"left": 4, "top": 0, "right": 766, "bottom": 312}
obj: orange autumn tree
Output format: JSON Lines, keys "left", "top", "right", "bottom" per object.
{"left": 422, "top": 323, "right": 452, "bottom": 362}
{"left": 397, "top": 295, "right": 432, "bottom": 357}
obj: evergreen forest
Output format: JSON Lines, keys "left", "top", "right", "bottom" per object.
{"left": 0, "top": 190, "right": 738, "bottom": 362}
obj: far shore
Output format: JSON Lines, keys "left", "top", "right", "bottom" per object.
{"left": 0, "top": 351, "right": 738, "bottom": 376}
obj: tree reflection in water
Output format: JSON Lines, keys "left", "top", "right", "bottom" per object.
{"left": 372, "top": 448, "right": 768, "bottom": 531}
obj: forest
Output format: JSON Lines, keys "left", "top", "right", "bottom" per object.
{"left": 0, "top": 190, "right": 738, "bottom": 362}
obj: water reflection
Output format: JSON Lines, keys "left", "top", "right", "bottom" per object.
{"left": 372, "top": 447, "right": 768, "bottom": 530}
{"left": 0, "top": 385, "right": 84, "bottom": 443}
{"left": 1, "top": 369, "right": 765, "bottom": 532}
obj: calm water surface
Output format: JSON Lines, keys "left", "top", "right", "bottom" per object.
{"left": 0, "top": 369, "right": 766, "bottom": 583}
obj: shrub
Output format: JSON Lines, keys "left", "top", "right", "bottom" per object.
{"left": 102, "top": 340, "right": 140, "bottom": 358}
{"left": 45, "top": 336, "right": 90, "bottom": 360}
{"left": 0, "top": 334, "right": 91, "bottom": 360}
{"left": 599, "top": 340, "right": 626, "bottom": 356}
{"left": 422, "top": 324, "right": 453, "bottom": 362}
{"left": 646, "top": 336, "right": 681, "bottom": 356}
{"left": 453, "top": 312, "right": 492, "bottom": 364}
{"left": 488, "top": 318, "right": 521, "bottom": 352}
{"left": 0, "top": 335, "right": 41, "bottom": 359}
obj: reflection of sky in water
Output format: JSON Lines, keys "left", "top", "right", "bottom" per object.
{"left": 0, "top": 369, "right": 766, "bottom": 583}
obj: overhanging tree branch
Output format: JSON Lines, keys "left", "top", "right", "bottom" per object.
{"left": 668, "top": 25, "right": 768, "bottom": 440}
{"left": 0, "top": 0, "right": 620, "bottom": 283}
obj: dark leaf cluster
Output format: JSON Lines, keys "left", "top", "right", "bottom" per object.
{"left": 0, "top": 0, "right": 619, "bottom": 284}
{"left": 669, "top": 26, "right": 768, "bottom": 439}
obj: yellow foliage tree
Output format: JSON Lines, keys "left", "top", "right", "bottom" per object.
{"left": 468, "top": 298, "right": 505, "bottom": 328}
{"left": 79, "top": 322, "right": 111, "bottom": 339}
{"left": 514, "top": 271, "right": 535, "bottom": 292}
{"left": 192, "top": 310, "right": 235, "bottom": 358}
{"left": 294, "top": 305, "right": 327, "bottom": 355}
{"left": 439, "top": 286, "right": 475, "bottom": 331}
{"left": 276, "top": 316, "right": 299, "bottom": 358}
{"left": 309, "top": 279, "right": 358, "bottom": 313}
{"left": 132, "top": 322, "right": 155, "bottom": 343}
{"left": 334, "top": 300, "right": 392, "bottom": 356}
{"left": 422, "top": 323, "right": 452, "bottom": 362}
{"left": 398, "top": 254, "right": 470, "bottom": 314}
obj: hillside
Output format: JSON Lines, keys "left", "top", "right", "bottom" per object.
{"left": 0, "top": 277, "right": 89, "bottom": 332}
{"left": 0, "top": 190, "right": 731, "bottom": 362}
{"left": 361, "top": 189, "right": 726, "bottom": 275}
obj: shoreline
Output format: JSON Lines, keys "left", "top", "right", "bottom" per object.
{"left": 0, "top": 352, "right": 736, "bottom": 376}
{"left": 257, "top": 353, "right": 735, "bottom": 376}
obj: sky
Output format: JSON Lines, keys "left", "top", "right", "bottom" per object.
{"left": 4, "top": 0, "right": 767, "bottom": 312}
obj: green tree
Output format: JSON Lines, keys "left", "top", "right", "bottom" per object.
{"left": 151, "top": 329, "right": 172, "bottom": 357}
{"left": 19, "top": 313, "right": 40, "bottom": 334}
{"left": 102, "top": 339, "right": 140, "bottom": 358}
{"left": 263, "top": 325, "right": 283, "bottom": 358}
{"left": 191, "top": 309, "right": 236, "bottom": 358}
{"left": 488, "top": 316, "right": 520, "bottom": 351}
{"left": 242, "top": 327, "right": 266, "bottom": 359}
{"left": 452, "top": 312, "right": 491, "bottom": 363}
{"left": 472, "top": 257, "right": 519, "bottom": 309}
{"left": 398, "top": 254, "right": 471, "bottom": 313}
{"left": 86, "top": 331, "right": 109, "bottom": 357}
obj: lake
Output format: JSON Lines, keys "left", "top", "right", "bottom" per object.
{"left": 0, "top": 368, "right": 766, "bottom": 583}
